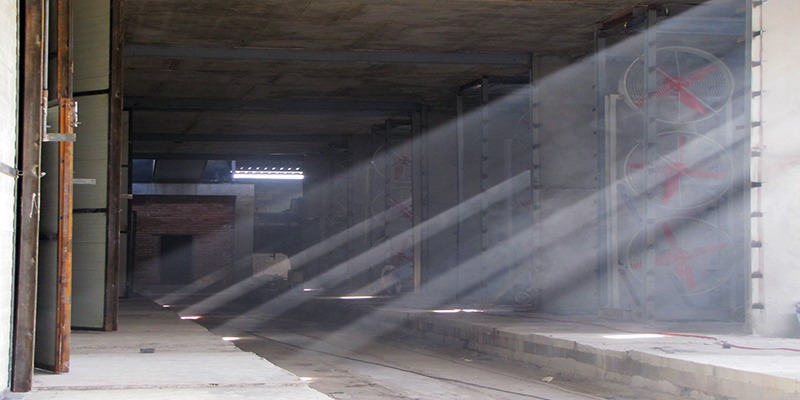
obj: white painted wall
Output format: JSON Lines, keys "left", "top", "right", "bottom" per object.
{"left": 752, "top": 0, "right": 800, "bottom": 337}
{"left": 0, "top": 0, "right": 18, "bottom": 390}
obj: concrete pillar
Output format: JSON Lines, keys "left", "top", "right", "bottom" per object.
{"left": 0, "top": 0, "right": 18, "bottom": 391}
{"left": 537, "top": 55, "right": 600, "bottom": 313}
{"left": 751, "top": 0, "right": 800, "bottom": 337}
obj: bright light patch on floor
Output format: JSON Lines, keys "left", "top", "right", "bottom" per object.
{"left": 180, "top": 315, "right": 203, "bottom": 320}
{"left": 432, "top": 309, "right": 484, "bottom": 314}
{"left": 603, "top": 333, "right": 665, "bottom": 340}
{"left": 300, "top": 377, "right": 315, "bottom": 382}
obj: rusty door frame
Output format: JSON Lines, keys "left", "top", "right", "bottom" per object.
{"left": 13, "top": 0, "right": 47, "bottom": 392}
{"left": 53, "top": 0, "right": 74, "bottom": 373}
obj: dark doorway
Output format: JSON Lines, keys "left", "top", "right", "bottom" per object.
{"left": 160, "top": 235, "right": 193, "bottom": 284}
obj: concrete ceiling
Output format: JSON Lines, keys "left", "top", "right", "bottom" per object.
{"left": 122, "top": 0, "right": 700, "bottom": 163}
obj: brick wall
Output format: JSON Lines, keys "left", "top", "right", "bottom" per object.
{"left": 132, "top": 196, "right": 235, "bottom": 288}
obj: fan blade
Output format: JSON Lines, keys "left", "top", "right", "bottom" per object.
{"left": 656, "top": 67, "right": 680, "bottom": 85}
{"left": 688, "top": 242, "right": 727, "bottom": 258}
{"left": 684, "top": 64, "right": 718, "bottom": 85}
{"left": 685, "top": 169, "right": 725, "bottom": 179}
{"left": 393, "top": 162, "right": 408, "bottom": 180}
{"left": 677, "top": 135, "right": 687, "bottom": 161}
{"left": 661, "top": 222, "right": 680, "bottom": 249}
{"left": 662, "top": 175, "right": 681, "bottom": 204}
{"left": 398, "top": 199, "right": 413, "bottom": 220}
{"left": 655, "top": 67, "right": 712, "bottom": 115}
{"left": 676, "top": 87, "right": 710, "bottom": 115}
{"left": 388, "top": 197, "right": 413, "bottom": 220}
{"left": 675, "top": 262, "right": 698, "bottom": 289}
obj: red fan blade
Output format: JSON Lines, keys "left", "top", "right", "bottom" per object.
{"left": 675, "top": 262, "right": 697, "bottom": 289}
{"left": 685, "top": 169, "right": 725, "bottom": 179}
{"left": 393, "top": 161, "right": 408, "bottom": 180}
{"left": 655, "top": 67, "right": 711, "bottom": 115}
{"left": 684, "top": 64, "right": 718, "bottom": 85}
{"left": 397, "top": 199, "right": 413, "bottom": 220}
{"left": 677, "top": 135, "right": 687, "bottom": 161}
{"left": 388, "top": 198, "right": 413, "bottom": 220}
{"left": 689, "top": 242, "right": 727, "bottom": 258}
{"left": 662, "top": 175, "right": 681, "bottom": 204}
{"left": 661, "top": 223, "right": 680, "bottom": 249}
{"left": 676, "top": 87, "right": 710, "bottom": 115}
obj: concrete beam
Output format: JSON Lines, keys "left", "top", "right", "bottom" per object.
{"left": 124, "top": 96, "right": 421, "bottom": 115}
{"left": 124, "top": 44, "right": 532, "bottom": 66}
{"left": 130, "top": 151, "right": 337, "bottom": 160}
{"left": 131, "top": 133, "right": 350, "bottom": 143}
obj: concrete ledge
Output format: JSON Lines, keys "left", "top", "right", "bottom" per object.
{"left": 375, "top": 309, "right": 800, "bottom": 400}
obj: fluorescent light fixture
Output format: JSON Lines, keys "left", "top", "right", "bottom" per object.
{"left": 300, "top": 377, "right": 314, "bottom": 382}
{"left": 303, "top": 288, "right": 323, "bottom": 292}
{"left": 222, "top": 337, "right": 241, "bottom": 342}
{"left": 232, "top": 172, "right": 304, "bottom": 180}
{"left": 161, "top": 304, "right": 172, "bottom": 308}
{"left": 603, "top": 333, "right": 665, "bottom": 340}
{"left": 180, "top": 315, "right": 203, "bottom": 320}
{"left": 338, "top": 296, "right": 377, "bottom": 300}
{"left": 232, "top": 160, "right": 304, "bottom": 180}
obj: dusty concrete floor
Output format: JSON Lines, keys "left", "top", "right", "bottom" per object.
{"left": 191, "top": 297, "right": 682, "bottom": 400}
{"left": 22, "top": 297, "right": 331, "bottom": 400}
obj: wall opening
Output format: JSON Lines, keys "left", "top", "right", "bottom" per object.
{"left": 159, "top": 235, "right": 193, "bottom": 284}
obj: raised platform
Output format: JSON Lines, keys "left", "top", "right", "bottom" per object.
{"left": 375, "top": 306, "right": 800, "bottom": 400}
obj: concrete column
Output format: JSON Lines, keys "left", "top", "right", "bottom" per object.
{"left": 751, "top": 0, "right": 800, "bottom": 337}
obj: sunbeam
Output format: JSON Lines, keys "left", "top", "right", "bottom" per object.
{"left": 136, "top": 0, "right": 750, "bottom": 334}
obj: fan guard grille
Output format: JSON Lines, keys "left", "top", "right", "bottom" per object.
{"left": 624, "top": 131, "right": 733, "bottom": 209}
{"left": 625, "top": 218, "right": 735, "bottom": 296}
{"left": 621, "top": 46, "right": 734, "bottom": 123}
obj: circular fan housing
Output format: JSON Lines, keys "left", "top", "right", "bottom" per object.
{"left": 621, "top": 46, "right": 734, "bottom": 123}
{"left": 625, "top": 218, "right": 735, "bottom": 296}
{"left": 370, "top": 187, "right": 413, "bottom": 223}
{"left": 624, "top": 131, "right": 733, "bottom": 209}
{"left": 371, "top": 139, "right": 413, "bottom": 183}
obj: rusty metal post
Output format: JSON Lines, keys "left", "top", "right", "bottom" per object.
{"left": 105, "top": 0, "right": 124, "bottom": 332}
{"left": 411, "top": 110, "right": 423, "bottom": 292}
{"left": 455, "top": 92, "right": 465, "bottom": 302}
{"left": 13, "top": 0, "right": 46, "bottom": 391}
{"left": 53, "top": 0, "right": 74, "bottom": 373}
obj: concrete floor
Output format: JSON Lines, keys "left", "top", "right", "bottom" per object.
{"left": 17, "top": 295, "right": 800, "bottom": 400}
{"left": 21, "top": 297, "right": 331, "bottom": 400}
